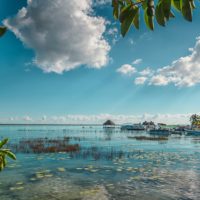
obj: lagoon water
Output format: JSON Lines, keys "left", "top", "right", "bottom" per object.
{"left": 0, "top": 125, "right": 200, "bottom": 200}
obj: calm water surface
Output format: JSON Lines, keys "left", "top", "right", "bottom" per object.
{"left": 0, "top": 125, "right": 200, "bottom": 200}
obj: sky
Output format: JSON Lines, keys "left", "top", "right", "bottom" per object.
{"left": 0, "top": 0, "right": 200, "bottom": 124}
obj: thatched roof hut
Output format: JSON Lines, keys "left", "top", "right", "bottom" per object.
{"left": 142, "top": 121, "right": 148, "bottom": 125}
{"left": 142, "top": 121, "right": 156, "bottom": 130}
{"left": 103, "top": 120, "right": 115, "bottom": 127}
{"left": 158, "top": 123, "right": 166, "bottom": 126}
{"left": 143, "top": 121, "right": 155, "bottom": 126}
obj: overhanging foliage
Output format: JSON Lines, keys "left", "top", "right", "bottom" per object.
{"left": 0, "top": 138, "right": 16, "bottom": 171}
{"left": 112, "top": 0, "right": 196, "bottom": 36}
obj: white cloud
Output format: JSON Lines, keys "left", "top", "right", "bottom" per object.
{"left": 132, "top": 58, "right": 142, "bottom": 65}
{"left": 149, "top": 36, "right": 200, "bottom": 87}
{"left": 129, "top": 38, "right": 135, "bottom": 46}
{"left": 93, "top": 0, "right": 111, "bottom": 6}
{"left": 42, "top": 115, "right": 47, "bottom": 121}
{"left": 149, "top": 74, "right": 170, "bottom": 86}
{"left": 107, "top": 27, "right": 118, "bottom": 36}
{"left": 0, "top": 113, "right": 193, "bottom": 125}
{"left": 4, "top": 0, "right": 110, "bottom": 73}
{"left": 23, "top": 116, "right": 32, "bottom": 121}
{"left": 117, "top": 64, "right": 137, "bottom": 76}
{"left": 107, "top": 27, "right": 119, "bottom": 45}
{"left": 134, "top": 76, "right": 147, "bottom": 85}
{"left": 139, "top": 67, "right": 152, "bottom": 76}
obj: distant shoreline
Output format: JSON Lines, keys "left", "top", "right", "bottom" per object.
{"left": 0, "top": 123, "right": 186, "bottom": 126}
{"left": 0, "top": 124, "right": 120, "bottom": 126}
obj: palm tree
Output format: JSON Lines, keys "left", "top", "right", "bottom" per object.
{"left": 190, "top": 114, "right": 200, "bottom": 129}
{"left": 0, "top": 138, "right": 16, "bottom": 171}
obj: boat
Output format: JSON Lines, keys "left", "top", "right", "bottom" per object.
{"left": 171, "top": 126, "right": 186, "bottom": 135}
{"left": 186, "top": 130, "right": 200, "bottom": 136}
{"left": 170, "top": 130, "right": 183, "bottom": 135}
{"left": 121, "top": 123, "right": 145, "bottom": 131}
{"left": 149, "top": 129, "right": 170, "bottom": 136}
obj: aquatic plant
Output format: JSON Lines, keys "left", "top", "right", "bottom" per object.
{"left": 9, "top": 137, "right": 80, "bottom": 154}
{"left": 128, "top": 136, "right": 168, "bottom": 141}
{"left": 0, "top": 138, "right": 16, "bottom": 171}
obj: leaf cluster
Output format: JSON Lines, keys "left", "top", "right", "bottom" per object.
{"left": 112, "top": 0, "right": 196, "bottom": 36}
{"left": 0, "top": 138, "right": 16, "bottom": 171}
{"left": 0, "top": 26, "right": 7, "bottom": 37}
{"left": 190, "top": 114, "right": 200, "bottom": 126}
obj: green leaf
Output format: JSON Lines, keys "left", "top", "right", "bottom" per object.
{"left": 4, "top": 150, "right": 16, "bottom": 160}
{"left": 0, "top": 27, "right": 7, "bottom": 37}
{"left": 125, "top": 0, "right": 131, "bottom": 4}
{"left": 172, "top": 0, "right": 181, "bottom": 11}
{"left": 190, "top": 0, "right": 196, "bottom": 9}
{"left": 169, "top": 11, "right": 175, "bottom": 18}
{"left": 121, "top": 6, "right": 138, "bottom": 37}
{"left": 119, "top": 4, "right": 132, "bottom": 23}
{"left": 133, "top": 7, "right": 140, "bottom": 29}
{"left": 2, "top": 155, "right": 6, "bottom": 167}
{"left": 144, "top": 7, "right": 154, "bottom": 30}
{"left": 112, "top": 0, "right": 119, "bottom": 19}
{"left": 0, "top": 138, "right": 8, "bottom": 148}
{"left": 162, "top": 0, "right": 171, "bottom": 20}
{"left": 0, "top": 163, "right": 4, "bottom": 171}
{"left": 142, "top": 0, "right": 148, "bottom": 10}
{"left": 181, "top": 0, "right": 192, "bottom": 21}
{"left": 0, "top": 155, "right": 5, "bottom": 171}
{"left": 155, "top": 2, "right": 166, "bottom": 26}
{"left": 118, "top": 0, "right": 125, "bottom": 6}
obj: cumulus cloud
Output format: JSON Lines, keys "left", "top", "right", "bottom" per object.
{"left": 149, "top": 36, "right": 200, "bottom": 87}
{"left": 132, "top": 58, "right": 142, "bottom": 65}
{"left": 149, "top": 74, "right": 170, "bottom": 86}
{"left": 129, "top": 38, "right": 135, "bottom": 46}
{"left": 139, "top": 67, "right": 152, "bottom": 76}
{"left": 134, "top": 76, "right": 147, "bottom": 85}
{"left": 117, "top": 64, "right": 137, "bottom": 76}
{"left": 106, "top": 27, "right": 119, "bottom": 45}
{"left": 93, "top": 0, "right": 111, "bottom": 6}
{"left": 107, "top": 27, "right": 118, "bottom": 36}
{"left": 4, "top": 0, "right": 110, "bottom": 73}
{"left": 0, "top": 113, "right": 193, "bottom": 125}
{"left": 23, "top": 116, "right": 32, "bottom": 121}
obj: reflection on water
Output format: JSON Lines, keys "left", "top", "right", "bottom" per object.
{"left": 0, "top": 125, "right": 200, "bottom": 200}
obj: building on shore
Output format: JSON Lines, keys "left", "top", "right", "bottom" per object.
{"left": 142, "top": 121, "right": 156, "bottom": 130}
{"left": 103, "top": 120, "right": 115, "bottom": 128}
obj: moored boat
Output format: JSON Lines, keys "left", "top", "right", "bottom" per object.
{"left": 170, "top": 130, "right": 183, "bottom": 135}
{"left": 121, "top": 123, "right": 145, "bottom": 131}
{"left": 186, "top": 130, "right": 200, "bottom": 136}
{"left": 149, "top": 129, "right": 170, "bottom": 136}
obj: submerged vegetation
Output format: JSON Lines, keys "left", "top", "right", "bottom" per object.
{"left": 0, "top": 138, "right": 16, "bottom": 171}
{"left": 9, "top": 137, "right": 80, "bottom": 154}
{"left": 128, "top": 136, "right": 168, "bottom": 141}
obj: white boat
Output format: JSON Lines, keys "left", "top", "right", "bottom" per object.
{"left": 121, "top": 123, "right": 145, "bottom": 131}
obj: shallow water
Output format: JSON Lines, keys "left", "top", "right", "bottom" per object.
{"left": 0, "top": 125, "right": 200, "bottom": 200}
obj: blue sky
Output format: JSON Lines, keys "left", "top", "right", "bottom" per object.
{"left": 0, "top": 0, "right": 200, "bottom": 124}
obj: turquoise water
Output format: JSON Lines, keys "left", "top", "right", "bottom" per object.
{"left": 0, "top": 125, "right": 200, "bottom": 200}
